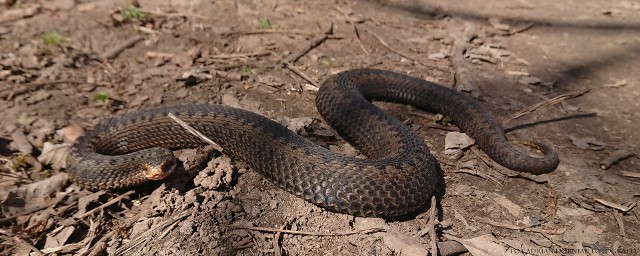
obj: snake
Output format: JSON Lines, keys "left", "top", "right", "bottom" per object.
{"left": 67, "top": 69, "right": 559, "bottom": 217}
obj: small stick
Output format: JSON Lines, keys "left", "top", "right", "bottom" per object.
{"left": 282, "top": 62, "right": 320, "bottom": 88}
{"left": 476, "top": 217, "right": 564, "bottom": 235}
{"left": 61, "top": 191, "right": 135, "bottom": 226}
{"left": 167, "top": 113, "right": 224, "bottom": 152}
{"left": 600, "top": 149, "right": 634, "bottom": 169}
{"left": 287, "top": 22, "right": 333, "bottom": 63}
{"left": 612, "top": 210, "right": 626, "bottom": 236}
{"left": 114, "top": 209, "right": 192, "bottom": 255}
{"left": 334, "top": 7, "right": 369, "bottom": 55}
{"left": 428, "top": 195, "right": 438, "bottom": 256}
{"left": 502, "top": 88, "right": 591, "bottom": 125}
{"left": 222, "top": 225, "right": 385, "bottom": 236}
{"left": 594, "top": 198, "right": 636, "bottom": 212}
{"left": 209, "top": 51, "right": 271, "bottom": 60}
{"left": 451, "top": 169, "right": 502, "bottom": 185}
{"left": 2, "top": 80, "right": 92, "bottom": 100}
{"left": 100, "top": 35, "right": 145, "bottom": 60}
{"left": 364, "top": 29, "right": 429, "bottom": 67}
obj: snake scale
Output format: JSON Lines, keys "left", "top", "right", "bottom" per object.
{"left": 67, "top": 69, "right": 559, "bottom": 217}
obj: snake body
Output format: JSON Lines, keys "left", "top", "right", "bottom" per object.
{"left": 67, "top": 69, "right": 559, "bottom": 217}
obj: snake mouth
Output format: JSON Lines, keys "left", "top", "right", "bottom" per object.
{"left": 142, "top": 160, "right": 176, "bottom": 180}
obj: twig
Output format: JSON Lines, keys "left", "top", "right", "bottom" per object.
{"left": 612, "top": 210, "right": 626, "bottom": 236}
{"left": 223, "top": 30, "right": 309, "bottom": 37}
{"left": 428, "top": 195, "right": 438, "bottom": 256}
{"left": 222, "top": 225, "right": 386, "bottom": 236}
{"left": 450, "top": 21, "right": 480, "bottom": 97}
{"left": 1, "top": 80, "right": 92, "bottom": 100}
{"left": 114, "top": 209, "right": 192, "bottom": 255}
{"left": 594, "top": 198, "right": 636, "bottom": 212}
{"left": 287, "top": 22, "right": 333, "bottom": 63}
{"left": 209, "top": 51, "right": 271, "bottom": 60}
{"left": 282, "top": 62, "right": 319, "bottom": 88}
{"left": 601, "top": 149, "right": 634, "bottom": 169}
{"left": 476, "top": 217, "right": 564, "bottom": 235}
{"left": 502, "top": 88, "right": 591, "bottom": 125}
{"left": 471, "top": 146, "right": 548, "bottom": 184}
{"left": 167, "top": 113, "right": 224, "bottom": 152}
{"left": 335, "top": 7, "right": 369, "bottom": 55}
{"left": 364, "top": 29, "right": 429, "bottom": 67}
{"left": 61, "top": 191, "right": 135, "bottom": 226}
{"left": 100, "top": 35, "right": 145, "bottom": 60}
{"left": 451, "top": 168, "right": 502, "bottom": 185}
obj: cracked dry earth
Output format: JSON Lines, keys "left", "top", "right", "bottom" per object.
{"left": 1, "top": 0, "right": 639, "bottom": 255}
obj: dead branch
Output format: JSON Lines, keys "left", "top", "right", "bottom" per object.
{"left": 502, "top": 88, "right": 591, "bottom": 125}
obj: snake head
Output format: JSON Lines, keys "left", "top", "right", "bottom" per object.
{"left": 141, "top": 149, "right": 177, "bottom": 180}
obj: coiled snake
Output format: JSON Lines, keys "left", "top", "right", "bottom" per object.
{"left": 67, "top": 69, "right": 559, "bottom": 217}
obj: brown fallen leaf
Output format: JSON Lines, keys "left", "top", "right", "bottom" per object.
{"left": 382, "top": 231, "right": 428, "bottom": 256}
{"left": 1, "top": 173, "right": 68, "bottom": 218}
{"left": 488, "top": 17, "right": 510, "bottom": 31}
{"left": 7, "top": 124, "right": 33, "bottom": 155}
{"left": 57, "top": 123, "right": 85, "bottom": 144}
{"left": 569, "top": 134, "right": 605, "bottom": 151}
{"left": 458, "top": 234, "right": 518, "bottom": 256}
{"left": 37, "top": 142, "right": 73, "bottom": 170}
{"left": 444, "top": 131, "right": 475, "bottom": 156}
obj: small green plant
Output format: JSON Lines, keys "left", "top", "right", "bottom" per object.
{"left": 92, "top": 92, "right": 110, "bottom": 102}
{"left": 11, "top": 155, "right": 27, "bottom": 172}
{"left": 258, "top": 18, "right": 276, "bottom": 29}
{"left": 121, "top": 6, "right": 146, "bottom": 21}
{"left": 40, "top": 32, "right": 68, "bottom": 46}
{"left": 239, "top": 66, "right": 251, "bottom": 73}
{"left": 440, "top": 116, "right": 453, "bottom": 126}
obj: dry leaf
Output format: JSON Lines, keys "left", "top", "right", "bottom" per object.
{"left": 1, "top": 173, "right": 68, "bottom": 218}
{"left": 444, "top": 132, "right": 476, "bottom": 155}
{"left": 488, "top": 17, "right": 510, "bottom": 31}
{"left": 459, "top": 234, "right": 517, "bottom": 256}
{"left": 7, "top": 124, "right": 33, "bottom": 155}
{"left": 569, "top": 135, "right": 605, "bottom": 150}
{"left": 38, "top": 142, "right": 73, "bottom": 170}
{"left": 57, "top": 123, "right": 85, "bottom": 144}
{"left": 382, "top": 231, "right": 429, "bottom": 256}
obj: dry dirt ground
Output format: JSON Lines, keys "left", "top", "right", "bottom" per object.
{"left": 1, "top": 0, "right": 639, "bottom": 255}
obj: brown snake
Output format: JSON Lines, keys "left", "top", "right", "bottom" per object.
{"left": 67, "top": 69, "right": 559, "bottom": 217}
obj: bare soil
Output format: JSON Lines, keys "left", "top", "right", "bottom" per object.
{"left": 1, "top": 0, "right": 639, "bottom": 255}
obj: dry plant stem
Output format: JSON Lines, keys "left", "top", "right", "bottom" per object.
{"left": 2, "top": 80, "right": 90, "bottom": 100}
{"left": 62, "top": 191, "right": 135, "bottom": 227}
{"left": 334, "top": 7, "right": 369, "bottom": 55}
{"left": 364, "top": 29, "right": 429, "bottom": 67}
{"left": 476, "top": 217, "right": 564, "bottom": 235}
{"left": 428, "top": 195, "right": 438, "bottom": 256}
{"left": 502, "top": 88, "right": 591, "bottom": 125}
{"left": 600, "top": 149, "right": 634, "bottom": 169}
{"left": 450, "top": 21, "right": 480, "bottom": 97}
{"left": 287, "top": 22, "right": 333, "bottom": 63}
{"left": 471, "top": 146, "right": 548, "bottom": 183}
{"left": 594, "top": 198, "right": 636, "bottom": 212}
{"left": 209, "top": 51, "right": 271, "bottom": 60}
{"left": 282, "top": 62, "right": 319, "bottom": 87}
{"left": 222, "top": 225, "right": 386, "bottom": 236}
{"left": 113, "top": 209, "right": 192, "bottom": 255}
{"left": 168, "top": 113, "right": 224, "bottom": 152}
{"left": 451, "top": 169, "right": 501, "bottom": 185}
{"left": 100, "top": 35, "right": 145, "bottom": 60}
{"left": 612, "top": 210, "right": 626, "bottom": 236}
